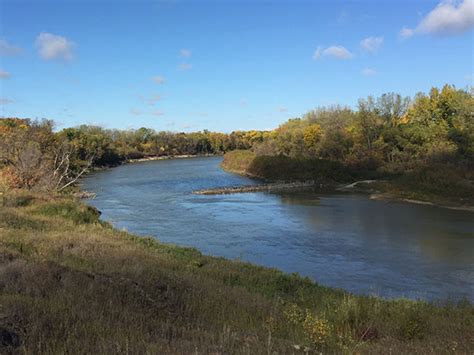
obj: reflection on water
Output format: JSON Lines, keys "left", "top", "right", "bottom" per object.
{"left": 82, "top": 156, "right": 474, "bottom": 301}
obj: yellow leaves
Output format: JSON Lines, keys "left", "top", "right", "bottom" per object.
{"left": 303, "top": 312, "right": 331, "bottom": 345}
{"left": 282, "top": 302, "right": 331, "bottom": 346}
{"left": 283, "top": 303, "right": 305, "bottom": 325}
{"left": 303, "top": 124, "right": 323, "bottom": 150}
{"left": 398, "top": 114, "right": 410, "bottom": 125}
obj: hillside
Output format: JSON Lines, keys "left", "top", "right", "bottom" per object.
{"left": 0, "top": 192, "right": 472, "bottom": 353}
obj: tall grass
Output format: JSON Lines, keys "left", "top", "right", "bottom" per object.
{"left": 0, "top": 193, "right": 472, "bottom": 353}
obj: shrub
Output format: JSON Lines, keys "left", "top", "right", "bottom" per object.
{"left": 303, "top": 311, "right": 331, "bottom": 345}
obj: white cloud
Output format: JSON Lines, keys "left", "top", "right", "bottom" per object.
{"left": 178, "top": 63, "right": 192, "bottom": 71}
{"left": 0, "top": 39, "right": 22, "bottom": 56}
{"left": 360, "top": 36, "right": 384, "bottom": 53}
{"left": 362, "top": 68, "right": 377, "bottom": 76}
{"left": 401, "top": 0, "right": 474, "bottom": 38}
{"left": 0, "top": 70, "right": 10, "bottom": 79}
{"left": 180, "top": 49, "right": 191, "bottom": 57}
{"left": 313, "top": 45, "right": 353, "bottom": 60}
{"left": 0, "top": 98, "right": 14, "bottom": 105}
{"left": 151, "top": 75, "right": 165, "bottom": 84}
{"left": 35, "top": 32, "right": 75, "bottom": 61}
{"left": 400, "top": 27, "right": 415, "bottom": 39}
{"left": 278, "top": 107, "right": 288, "bottom": 113}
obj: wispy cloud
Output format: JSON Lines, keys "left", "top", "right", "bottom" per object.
{"left": 35, "top": 32, "right": 75, "bottom": 61}
{"left": 360, "top": 36, "right": 384, "bottom": 53}
{"left": 148, "top": 94, "right": 161, "bottom": 106}
{"left": 178, "top": 63, "right": 192, "bottom": 71}
{"left": 151, "top": 110, "right": 164, "bottom": 116}
{"left": 337, "top": 9, "right": 349, "bottom": 24}
{"left": 0, "top": 39, "right": 22, "bottom": 56}
{"left": 400, "top": 27, "right": 415, "bottom": 39}
{"left": 313, "top": 45, "right": 353, "bottom": 60}
{"left": 180, "top": 48, "right": 191, "bottom": 57}
{"left": 240, "top": 98, "right": 248, "bottom": 106}
{"left": 130, "top": 108, "right": 142, "bottom": 116}
{"left": 0, "top": 70, "right": 10, "bottom": 79}
{"left": 151, "top": 75, "right": 165, "bottom": 84}
{"left": 0, "top": 98, "right": 14, "bottom": 105}
{"left": 278, "top": 107, "right": 288, "bottom": 113}
{"left": 400, "top": 0, "right": 474, "bottom": 38}
{"left": 362, "top": 68, "right": 377, "bottom": 76}
{"left": 181, "top": 124, "right": 195, "bottom": 130}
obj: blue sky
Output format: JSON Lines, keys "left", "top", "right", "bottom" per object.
{"left": 1, "top": 0, "right": 473, "bottom": 132}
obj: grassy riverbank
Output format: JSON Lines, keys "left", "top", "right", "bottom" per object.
{"left": 221, "top": 150, "right": 474, "bottom": 209}
{"left": 0, "top": 192, "right": 473, "bottom": 353}
{"left": 221, "top": 150, "right": 356, "bottom": 183}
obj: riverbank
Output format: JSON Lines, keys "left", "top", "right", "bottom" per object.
{"left": 126, "top": 153, "right": 218, "bottom": 164}
{"left": 0, "top": 191, "right": 472, "bottom": 353}
{"left": 221, "top": 151, "right": 474, "bottom": 212}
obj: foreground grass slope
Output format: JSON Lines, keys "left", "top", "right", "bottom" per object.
{"left": 0, "top": 193, "right": 472, "bottom": 353}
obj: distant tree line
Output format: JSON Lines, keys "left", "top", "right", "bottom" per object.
{"left": 1, "top": 84, "right": 472, "bottom": 192}
{"left": 0, "top": 119, "right": 268, "bottom": 191}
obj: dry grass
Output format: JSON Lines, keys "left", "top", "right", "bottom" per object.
{"left": 0, "top": 192, "right": 473, "bottom": 354}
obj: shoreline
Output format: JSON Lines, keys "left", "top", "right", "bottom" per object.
{"left": 126, "top": 153, "right": 219, "bottom": 164}
{"left": 220, "top": 164, "right": 474, "bottom": 212}
{"left": 192, "top": 181, "right": 323, "bottom": 195}
{"left": 369, "top": 192, "right": 474, "bottom": 212}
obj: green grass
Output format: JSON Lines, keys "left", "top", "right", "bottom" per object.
{"left": 0, "top": 192, "right": 472, "bottom": 353}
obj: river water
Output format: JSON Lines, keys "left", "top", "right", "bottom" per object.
{"left": 82, "top": 156, "right": 474, "bottom": 301}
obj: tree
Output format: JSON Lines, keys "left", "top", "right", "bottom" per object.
{"left": 303, "top": 124, "right": 322, "bottom": 155}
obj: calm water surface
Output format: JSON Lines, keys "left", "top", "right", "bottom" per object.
{"left": 82, "top": 157, "right": 474, "bottom": 301}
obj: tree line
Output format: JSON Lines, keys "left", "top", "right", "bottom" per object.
{"left": 0, "top": 119, "right": 267, "bottom": 191}
{"left": 1, "top": 84, "right": 472, "bottom": 192}
{"left": 252, "top": 84, "right": 473, "bottom": 173}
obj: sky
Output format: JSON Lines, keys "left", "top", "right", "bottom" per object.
{"left": 0, "top": 0, "right": 473, "bottom": 132}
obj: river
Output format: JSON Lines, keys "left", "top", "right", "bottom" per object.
{"left": 82, "top": 156, "right": 474, "bottom": 301}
